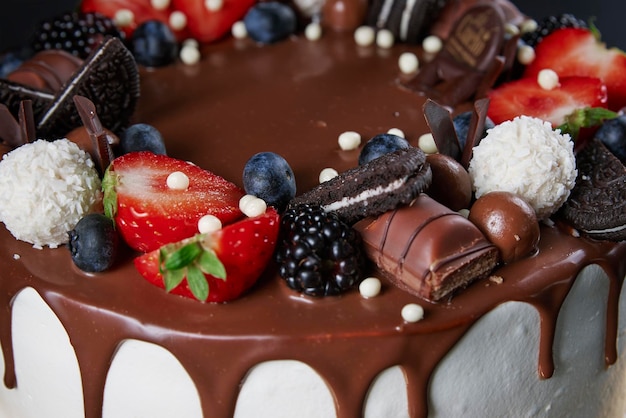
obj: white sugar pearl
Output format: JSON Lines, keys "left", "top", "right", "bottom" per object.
{"left": 151, "top": 0, "right": 170, "bottom": 10}
{"left": 198, "top": 214, "right": 222, "bottom": 234}
{"left": 520, "top": 19, "right": 538, "bottom": 34}
{"left": 166, "top": 171, "right": 190, "bottom": 190}
{"left": 517, "top": 44, "right": 535, "bottom": 65}
{"left": 354, "top": 26, "right": 375, "bottom": 47}
{"left": 376, "top": 29, "right": 394, "bottom": 49}
{"left": 417, "top": 132, "right": 438, "bottom": 154}
{"left": 319, "top": 167, "right": 339, "bottom": 183}
{"left": 183, "top": 38, "right": 199, "bottom": 48}
{"left": 241, "top": 196, "right": 267, "bottom": 217}
{"left": 504, "top": 23, "right": 520, "bottom": 36}
{"left": 387, "top": 127, "right": 405, "bottom": 138}
{"left": 239, "top": 194, "right": 257, "bottom": 212}
{"left": 114, "top": 9, "right": 135, "bottom": 28}
{"left": 359, "top": 277, "right": 382, "bottom": 298}
{"left": 422, "top": 35, "right": 442, "bottom": 54}
{"left": 398, "top": 52, "right": 419, "bottom": 74}
{"left": 180, "top": 44, "right": 201, "bottom": 65}
{"left": 401, "top": 303, "right": 424, "bottom": 323}
{"left": 169, "top": 10, "right": 187, "bottom": 30}
{"left": 537, "top": 68, "right": 559, "bottom": 90}
{"left": 305, "top": 22, "right": 322, "bottom": 41}
{"left": 232, "top": 21, "right": 247, "bottom": 39}
{"left": 205, "top": 0, "right": 224, "bottom": 11}
{"left": 338, "top": 131, "right": 361, "bottom": 150}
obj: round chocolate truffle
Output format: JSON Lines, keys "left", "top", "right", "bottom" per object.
{"left": 468, "top": 191, "right": 540, "bottom": 264}
{"left": 426, "top": 153, "right": 472, "bottom": 211}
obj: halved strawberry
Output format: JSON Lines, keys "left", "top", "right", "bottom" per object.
{"left": 171, "top": 0, "right": 256, "bottom": 43}
{"left": 487, "top": 76, "right": 608, "bottom": 127}
{"left": 134, "top": 208, "right": 280, "bottom": 302}
{"left": 524, "top": 28, "right": 626, "bottom": 111}
{"left": 103, "top": 152, "right": 244, "bottom": 252}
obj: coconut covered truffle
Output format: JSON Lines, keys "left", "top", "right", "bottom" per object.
{"left": 468, "top": 116, "right": 577, "bottom": 219}
{"left": 0, "top": 139, "right": 101, "bottom": 248}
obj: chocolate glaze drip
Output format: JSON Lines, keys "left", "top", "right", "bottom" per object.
{"left": 0, "top": 32, "right": 625, "bottom": 418}
{"left": 1, "top": 220, "right": 624, "bottom": 418}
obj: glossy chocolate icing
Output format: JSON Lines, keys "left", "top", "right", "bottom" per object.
{"left": 0, "top": 31, "right": 625, "bottom": 418}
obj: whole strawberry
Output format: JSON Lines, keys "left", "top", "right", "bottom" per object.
{"left": 134, "top": 208, "right": 280, "bottom": 302}
{"left": 103, "top": 152, "right": 244, "bottom": 252}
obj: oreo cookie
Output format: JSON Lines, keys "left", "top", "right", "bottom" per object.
{"left": 0, "top": 79, "right": 54, "bottom": 126}
{"left": 290, "top": 147, "right": 432, "bottom": 224}
{"left": 559, "top": 139, "right": 626, "bottom": 241}
{"left": 36, "top": 37, "right": 139, "bottom": 139}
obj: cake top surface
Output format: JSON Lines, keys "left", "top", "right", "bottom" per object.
{"left": 0, "top": 1, "right": 625, "bottom": 417}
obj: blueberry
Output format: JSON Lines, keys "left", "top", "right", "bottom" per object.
{"left": 243, "top": 152, "right": 296, "bottom": 210}
{"left": 119, "top": 123, "right": 166, "bottom": 155}
{"left": 452, "top": 112, "right": 495, "bottom": 150}
{"left": 131, "top": 20, "right": 178, "bottom": 67}
{"left": 358, "top": 134, "right": 410, "bottom": 165}
{"left": 244, "top": 2, "right": 297, "bottom": 44}
{"left": 596, "top": 115, "right": 626, "bottom": 164}
{"left": 68, "top": 213, "right": 119, "bottom": 273}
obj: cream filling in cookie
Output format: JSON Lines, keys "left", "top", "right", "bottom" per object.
{"left": 323, "top": 176, "right": 408, "bottom": 213}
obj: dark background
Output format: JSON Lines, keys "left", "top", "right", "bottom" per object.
{"left": 1, "top": 0, "right": 624, "bottom": 51}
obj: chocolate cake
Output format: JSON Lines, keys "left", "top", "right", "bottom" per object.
{"left": 0, "top": 1, "right": 625, "bottom": 417}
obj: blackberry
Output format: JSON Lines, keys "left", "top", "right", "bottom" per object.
{"left": 31, "top": 12, "right": 124, "bottom": 59}
{"left": 275, "top": 204, "right": 365, "bottom": 297}
{"left": 521, "top": 14, "right": 587, "bottom": 48}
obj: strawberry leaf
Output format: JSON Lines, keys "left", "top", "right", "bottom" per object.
{"left": 198, "top": 250, "right": 227, "bottom": 280}
{"left": 164, "top": 242, "right": 203, "bottom": 270}
{"left": 186, "top": 264, "right": 209, "bottom": 301}
{"left": 163, "top": 267, "right": 186, "bottom": 292}
{"left": 558, "top": 107, "right": 618, "bottom": 140}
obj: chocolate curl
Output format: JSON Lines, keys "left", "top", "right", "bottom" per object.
{"left": 460, "top": 97, "right": 490, "bottom": 168}
{"left": 73, "top": 95, "right": 113, "bottom": 175}
{"left": 423, "top": 99, "right": 461, "bottom": 160}
{"left": 18, "top": 100, "right": 36, "bottom": 143}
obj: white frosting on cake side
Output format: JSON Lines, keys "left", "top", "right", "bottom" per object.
{"left": 0, "top": 264, "right": 625, "bottom": 417}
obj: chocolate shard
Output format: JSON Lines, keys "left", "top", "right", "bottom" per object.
{"left": 0, "top": 104, "right": 23, "bottom": 147}
{"left": 559, "top": 139, "right": 626, "bottom": 241}
{"left": 73, "top": 95, "right": 113, "bottom": 175}
{"left": 423, "top": 98, "right": 461, "bottom": 160}
{"left": 36, "top": 37, "right": 140, "bottom": 139}
{"left": 460, "top": 97, "right": 490, "bottom": 168}
{"left": 354, "top": 194, "right": 499, "bottom": 301}
{"left": 18, "top": 100, "right": 36, "bottom": 143}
